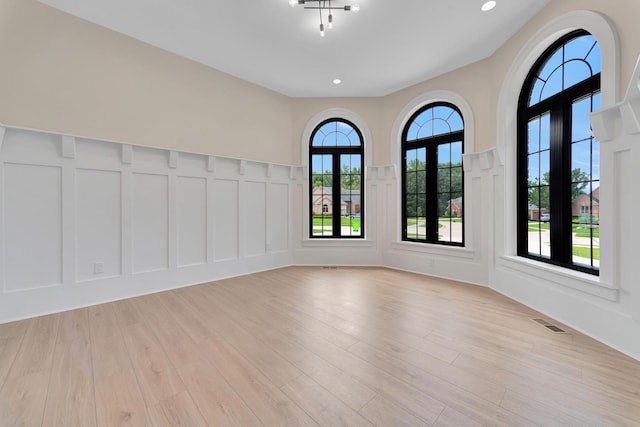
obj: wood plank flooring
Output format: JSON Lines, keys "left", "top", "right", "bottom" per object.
{"left": 1, "top": 266, "right": 639, "bottom": 426}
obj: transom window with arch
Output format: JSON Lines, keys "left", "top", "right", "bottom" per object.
{"left": 402, "top": 102, "right": 464, "bottom": 245}
{"left": 309, "top": 119, "right": 364, "bottom": 238}
{"left": 518, "top": 30, "right": 601, "bottom": 274}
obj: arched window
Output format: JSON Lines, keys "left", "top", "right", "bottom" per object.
{"left": 518, "top": 30, "right": 600, "bottom": 274}
{"left": 401, "top": 102, "right": 464, "bottom": 245}
{"left": 309, "top": 118, "right": 364, "bottom": 238}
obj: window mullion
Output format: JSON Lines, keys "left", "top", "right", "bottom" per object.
{"left": 426, "top": 143, "right": 438, "bottom": 242}
{"left": 401, "top": 147, "right": 408, "bottom": 240}
{"left": 549, "top": 105, "right": 564, "bottom": 262}
{"left": 517, "top": 112, "right": 530, "bottom": 256}
{"left": 560, "top": 101, "right": 575, "bottom": 263}
{"left": 332, "top": 154, "right": 341, "bottom": 237}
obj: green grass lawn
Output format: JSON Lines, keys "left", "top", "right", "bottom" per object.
{"left": 312, "top": 216, "right": 359, "bottom": 226}
{"left": 406, "top": 217, "right": 425, "bottom": 226}
{"left": 408, "top": 217, "right": 461, "bottom": 226}
{"left": 573, "top": 245, "right": 600, "bottom": 260}
{"left": 442, "top": 217, "right": 463, "bottom": 223}
{"left": 528, "top": 222, "right": 550, "bottom": 231}
{"left": 406, "top": 233, "right": 427, "bottom": 239}
{"left": 528, "top": 221, "right": 600, "bottom": 238}
{"left": 573, "top": 224, "right": 600, "bottom": 238}
{"left": 312, "top": 216, "right": 330, "bottom": 226}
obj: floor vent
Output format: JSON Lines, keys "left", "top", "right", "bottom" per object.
{"left": 322, "top": 266, "right": 338, "bottom": 269}
{"left": 532, "top": 318, "right": 567, "bottom": 333}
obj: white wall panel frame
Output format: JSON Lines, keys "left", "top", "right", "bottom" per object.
{"left": 3, "top": 162, "right": 63, "bottom": 292}
{"left": 75, "top": 168, "right": 122, "bottom": 282}
{"left": 168, "top": 172, "right": 177, "bottom": 270}
{"left": 244, "top": 180, "right": 267, "bottom": 258}
{"left": 0, "top": 127, "right": 5, "bottom": 294}
{"left": 62, "top": 153, "right": 77, "bottom": 286}
{"left": 120, "top": 161, "right": 133, "bottom": 277}
{"left": 131, "top": 172, "right": 169, "bottom": 274}
{"left": 176, "top": 175, "right": 208, "bottom": 267}
{"left": 267, "top": 182, "right": 290, "bottom": 253}
{"left": 213, "top": 178, "right": 240, "bottom": 262}
{"left": 0, "top": 126, "right": 296, "bottom": 323}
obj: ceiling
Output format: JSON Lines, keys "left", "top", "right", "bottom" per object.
{"left": 38, "top": 0, "right": 550, "bottom": 98}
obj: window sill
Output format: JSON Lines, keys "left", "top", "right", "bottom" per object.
{"left": 498, "top": 255, "right": 618, "bottom": 301}
{"left": 301, "top": 239, "right": 374, "bottom": 248}
{"left": 389, "top": 241, "right": 475, "bottom": 259}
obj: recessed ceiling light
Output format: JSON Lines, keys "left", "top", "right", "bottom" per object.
{"left": 333, "top": 79, "right": 342, "bottom": 85}
{"left": 481, "top": 1, "right": 496, "bottom": 12}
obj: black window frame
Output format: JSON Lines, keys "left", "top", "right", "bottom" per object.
{"left": 401, "top": 102, "right": 465, "bottom": 246}
{"left": 517, "top": 29, "right": 601, "bottom": 275}
{"left": 309, "top": 118, "right": 364, "bottom": 239}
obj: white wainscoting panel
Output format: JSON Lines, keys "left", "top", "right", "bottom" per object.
{"left": 0, "top": 126, "right": 296, "bottom": 323}
{"left": 245, "top": 181, "right": 267, "bottom": 257}
{"left": 268, "top": 182, "right": 289, "bottom": 252}
{"left": 4, "top": 163, "right": 63, "bottom": 291}
{"left": 213, "top": 178, "right": 239, "bottom": 261}
{"left": 132, "top": 173, "right": 169, "bottom": 273}
{"left": 177, "top": 176, "right": 207, "bottom": 267}
{"left": 76, "top": 169, "right": 122, "bottom": 282}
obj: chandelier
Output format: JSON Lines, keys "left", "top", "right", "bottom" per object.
{"left": 289, "top": 0, "right": 360, "bottom": 37}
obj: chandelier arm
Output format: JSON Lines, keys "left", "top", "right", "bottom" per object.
{"left": 292, "top": 0, "right": 360, "bottom": 36}
{"left": 303, "top": 6, "right": 353, "bottom": 10}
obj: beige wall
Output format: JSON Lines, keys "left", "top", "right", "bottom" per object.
{"left": 1, "top": 0, "right": 639, "bottom": 165}
{"left": 0, "top": 0, "right": 294, "bottom": 164}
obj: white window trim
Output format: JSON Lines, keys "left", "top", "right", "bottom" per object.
{"left": 390, "top": 90, "right": 476, "bottom": 250}
{"left": 496, "top": 10, "right": 620, "bottom": 293}
{"left": 301, "top": 108, "right": 373, "bottom": 243}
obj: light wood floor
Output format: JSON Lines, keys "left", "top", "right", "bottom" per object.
{"left": 1, "top": 267, "right": 639, "bottom": 426}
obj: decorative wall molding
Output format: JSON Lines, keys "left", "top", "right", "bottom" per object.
{"left": 589, "top": 108, "right": 620, "bottom": 142}
{"left": 169, "top": 150, "right": 178, "bottom": 168}
{"left": 61, "top": 135, "right": 75, "bottom": 158}
{"left": 122, "top": 144, "right": 133, "bottom": 164}
{"left": 289, "top": 166, "right": 306, "bottom": 181}
{"left": 463, "top": 147, "right": 503, "bottom": 173}
{"left": 0, "top": 125, "right": 295, "bottom": 323}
